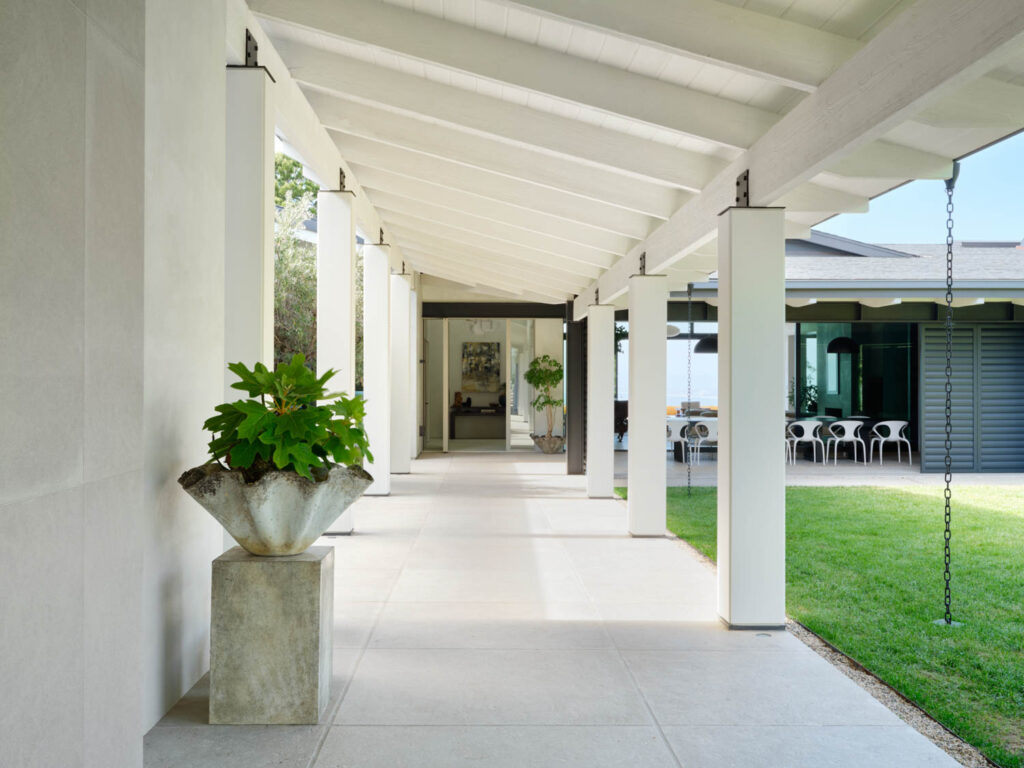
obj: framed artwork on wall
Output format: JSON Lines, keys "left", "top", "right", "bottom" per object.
{"left": 462, "top": 342, "right": 501, "bottom": 392}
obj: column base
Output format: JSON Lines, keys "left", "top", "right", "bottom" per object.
{"left": 718, "top": 615, "right": 787, "bottom": 631}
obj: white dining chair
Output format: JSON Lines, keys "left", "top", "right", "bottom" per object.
{"left": 787, "top": 420, "right": 825, "bottom": 463}
{"left": 868, "top": 420, "right": 912, "bottom": 465}
{"left": 826, "top": 420, "right": 867, "bottom": 464}
{"left": 690, "top": 420, "right": 718, "bottom": 464}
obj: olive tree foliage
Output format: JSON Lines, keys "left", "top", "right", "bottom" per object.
{"left": 274, "top": 153, "right": 320, "bottom": 213}
{"left": 274, "top": 188, "right": 318, "bottom": 369}
{"left": 273, "top": 154, "right": 366, "bottom": 386}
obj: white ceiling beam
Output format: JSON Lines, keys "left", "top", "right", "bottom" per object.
{"left": 354, "top": 166, "right": 636, "bottom": 255}
{"left": 395, "top": 236, "right": 591, "bottom": 291}
{"left": 830, "top": 141, "right": 954, "bottom": 180}
{"left": 501, "top": 0, "right": 857, "bottom": 92}
{"left": 371, "top": 191, "right": 619, "bottom": 265}
{"left": 573, "top": 0, "right": 1024, "bottom": 320}
{"left": 276, "top": 40, "right": 723, "bottom": 191}
{"left": 340, "top": 142, "right": 658, "bottom": 240}
{"left": 384, "top": 216, "right": 607, "bottom": 279}
{"left": 405, "top": 256, "right": 570, "bottom": 303}
{"left": 400, "top": 247, "right": 581, "bottom": 297}
{"left": 388, "top": 226, "right": 600, "bottom": 284}
{"left": 250, "top": 0, "right": 779, "bottom": 149}
{"left": 913, "top": 75, "right": 1024, "bottom": 129}
{"left": 315, "top": 98, "right": 683, "bottom": 219}
{"left": 778, "top": 184, "right": 869, "bottom": 214}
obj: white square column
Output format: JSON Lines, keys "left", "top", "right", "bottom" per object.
{"left": 409, "top": 285, "right": 421, "bottom": 460}
{"left": 362, "top": 245, "right": 391, "bottom": 495}
{"left": 316, "top": 190, "right": 356, "bottom": 393}
{"left": 224, "top": 68, "right": 274, "bottom": 399}
{"left": 717, "top": 207, "right": 786, "bottom": 628}
{"left": 390, "top": 274, "right": 412, "bottom": 475}
{"left": 587, "top": 304, "right": 616, "bottom": 498}
{"left": 627, "top": 275, "right": 667, "bottom": 535}
{"left": 316, "top": 191, "right": 356, "bottom": 532}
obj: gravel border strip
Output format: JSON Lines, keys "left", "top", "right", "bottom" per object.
{"left": 662, "top": 529, "right": 999, "bottom": 768}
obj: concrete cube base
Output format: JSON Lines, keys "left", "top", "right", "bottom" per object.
{"left": 210, "top": 546, "right": 334, "bottom": 724}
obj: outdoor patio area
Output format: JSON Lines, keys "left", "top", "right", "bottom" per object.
{"left": 145, "top": 452, "right": 958, "bottom": 768}
{"left": 612, "top": 448, "right": 1024, "bottom": 488}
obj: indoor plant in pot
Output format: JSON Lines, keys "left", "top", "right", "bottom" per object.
{"left": 525, "top": 354, "right": 565, "bottom": 454}
{"left": 178, "top": 354, "right": 373, "bottom": 556}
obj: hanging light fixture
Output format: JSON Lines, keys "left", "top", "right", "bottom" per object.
{"left": 694, "top": 335, "right": 717, "bottom": 354}
{"left": 826, "top": 336, "right": 857, "bottom": 354}
{"left": 666, "top": 324, "right": 681, "bottom": 338}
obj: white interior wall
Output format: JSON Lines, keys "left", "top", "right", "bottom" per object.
{"left": 141, "top": 0, "right": 226, "bottom": 733}
{"left": 534, "top": 318, "right": 566, "bottom": 437}
{"left": 1, "top": 2, "right": 147, "bottom": 765}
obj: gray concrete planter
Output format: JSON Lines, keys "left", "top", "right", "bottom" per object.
{"left": 531, "top": 434, "right": 566, "bottom": 454}
{"left": 178, "top": 463, "right": 373, "bottom": 556}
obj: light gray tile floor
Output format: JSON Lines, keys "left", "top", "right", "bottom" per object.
{"left": 145, "top": 451, "right": 962, "bottom": 768}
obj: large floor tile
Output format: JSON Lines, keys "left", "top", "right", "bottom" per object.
{"left": 662, "top": 725, "right": 961, "bottom": 767}
{"left": 144, "top": 724, "right": 324, "bottom": 768}
{"left": 369, "top": 601, "right": 611, "bottom": 649}
{"left": 624, "top": 650, "right": 900, "bottom": 726}
{"left": 334, "top": 601, "right": 385, "bottom": 648}
{"left": 403, "top": 536, "right": 574, "bottom": 571}
{"left": 315, "top": 725, "right": 678, "bottom": 768}
{"left": 607, "top": 620, "right": 811, "bottom": 652}
{"left": 327, "top": 535, "right": 415, "bottom": 569}
{"left": 335, "top": 649, "right": 651, "bottom": 725}
{"left": 334, "top": 568, "right": 401, "bottom": 602}
{"left": 389, "top": 567, "right": 590, "bottom": 603}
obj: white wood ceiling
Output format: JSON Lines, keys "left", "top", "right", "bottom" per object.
{"left": 251, "top": 0, "right": 1024, "bottom": 303}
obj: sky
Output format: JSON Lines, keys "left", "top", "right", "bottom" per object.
{"left": 618, "top": 130, "right": 1024, "bottom": 404}
{"left": 815, "top": 130, "right": 1024, "bottom": 244}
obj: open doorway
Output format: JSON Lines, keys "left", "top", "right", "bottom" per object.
{"left": 422, "top": 315, "right": 565, "bottom": 453}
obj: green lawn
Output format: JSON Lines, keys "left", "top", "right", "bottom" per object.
{"left": 616, "top": 485, "right": 1024, "bottom": 768}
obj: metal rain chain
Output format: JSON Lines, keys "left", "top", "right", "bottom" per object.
{"left": 687, "top": 284, "right": 693, "bottom": 496}
{"left": 936, "top": 161, "right": 962, "bottom": 628}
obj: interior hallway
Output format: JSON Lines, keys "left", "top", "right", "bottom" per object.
{"left": 145, "top": 452, "right": 959, "bottom": 767}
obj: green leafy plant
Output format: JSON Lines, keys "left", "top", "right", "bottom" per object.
{"left": 524, "top": 354, "right": 564, "bottom": 438}
{"left": 203, "top": 354, "right": 372, "bottom": 482}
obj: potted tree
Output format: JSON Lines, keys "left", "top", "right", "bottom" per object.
{"left": 178, "top": 354, "right": 373, "bottom": 556}
{"left": 525, "top": 354, "right": 565, "bottom": 453}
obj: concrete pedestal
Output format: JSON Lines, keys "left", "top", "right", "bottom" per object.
{"left": 210, "top": 546, "right": 334, "bottom": 724}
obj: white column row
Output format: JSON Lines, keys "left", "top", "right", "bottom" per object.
{"left": 587, "top": 206, "right": 785, "bottom": 628}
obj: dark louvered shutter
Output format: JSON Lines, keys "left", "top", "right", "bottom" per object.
{"left": 920, "top": 325, "right": 976, "bottom": 472}
{"left": 978, "top": 324, "right": 1024, "bottom": 472}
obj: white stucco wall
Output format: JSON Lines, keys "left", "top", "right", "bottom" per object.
{"left": 0, "top": 1, "right": 147, "bottom": 765}
{"left": 141, "top": 0, "right": 227, "bottom": 733}
{"left": 1, "top": 1, "right": 231, "bottom": 763}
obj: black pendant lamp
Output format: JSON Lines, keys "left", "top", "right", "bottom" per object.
{"left": 826, "top": 336, "right": 857, "bottom": 354}
{"left": 694, "top": 335, "right": 718, "bottom": 354}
